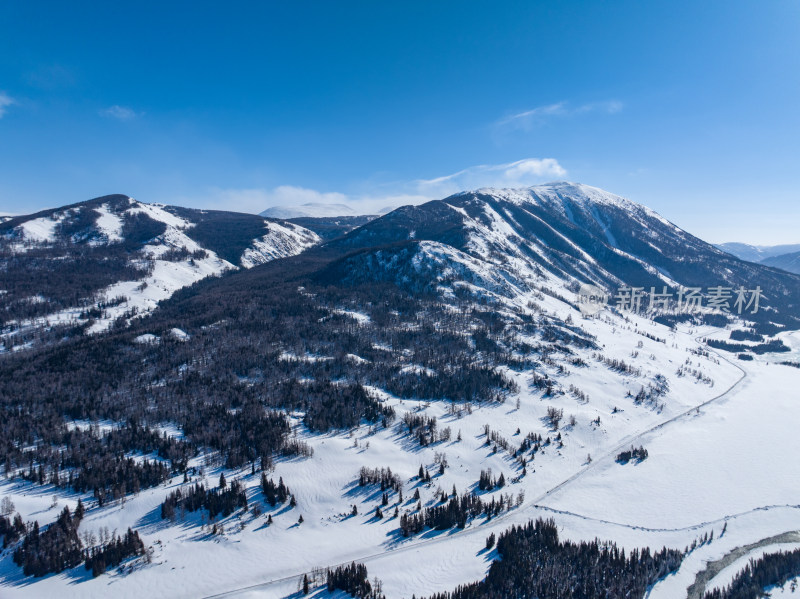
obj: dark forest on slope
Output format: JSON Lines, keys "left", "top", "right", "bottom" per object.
{"left": 426, "top": 518, "right": 684, "bottom": 599}
{"left": 0, "top": 243, "right": 589, "bottom": 505}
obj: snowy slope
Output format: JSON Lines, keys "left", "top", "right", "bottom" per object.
{"left": 1, "top": 278, "right": 773, "bottom": 599}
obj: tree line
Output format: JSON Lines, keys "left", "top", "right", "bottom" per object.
{"left": 426, "top": 518, "right": 683, "bottom": 599}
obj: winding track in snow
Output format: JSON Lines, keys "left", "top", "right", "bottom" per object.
{"left": 204, "top": 328, "right": 752, "bottom": 598}
{"left": 531, "top": 327, "right": 747, "bottom": 506}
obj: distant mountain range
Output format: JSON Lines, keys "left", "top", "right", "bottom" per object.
{"left": 3, "top": 183, "right": 799, "bottom": 353}
{"left": 260, "top": 202, "right": 398, "bottom": 220}
{"left": 761, "top": 250, "right": 800, "bottom": 274}
{"left": 260, "top": 202, "right": 358, "bottom": 219}
{"left": 716, "top": 242, "right": 800, "bottom": 274}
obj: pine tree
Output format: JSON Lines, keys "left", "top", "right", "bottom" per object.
{"left": 219, "top": 472, "right": 226, "bottom": 489}
{"left": 302, "top": 573, "right": 309, "bottom": 594}
{"left": 75, "top": 498, "right": 85, "bottom": 521}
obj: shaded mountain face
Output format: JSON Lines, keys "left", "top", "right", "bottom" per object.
{"left": 0, "top": 194, "right": 319, "bottom": 348}
{"left": 762, "top": 250, "right": 800, "bottom": 275}
{"left": 323, "top": 182, "right": 800, "bottom": 331}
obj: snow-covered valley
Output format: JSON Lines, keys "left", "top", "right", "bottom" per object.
{"left": 3, "top": 293, "right": 796, "bottom": 598}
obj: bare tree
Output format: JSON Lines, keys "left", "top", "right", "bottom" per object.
{"left": 546, "top": 406, "right": 564, "bottom": 429}
{"left": 1, "top": 496, "right": 15, "bottom": 516}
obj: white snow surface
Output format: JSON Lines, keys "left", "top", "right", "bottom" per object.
{"left": 240, "top": 222, "right": 319, "bottom": 268}
{"left": 16, "top": 213, "right": 64, "bottom": 243}
{"left": 94, "top": 203, "right": 124, "bottom": 241}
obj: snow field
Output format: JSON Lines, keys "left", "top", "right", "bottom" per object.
{"left": 0, "top": 298, "right": 760, "bottom": 598}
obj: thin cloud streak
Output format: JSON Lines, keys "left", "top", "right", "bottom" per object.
{"left": 100, "top": 105, "right": 139, "bottom": 120}
{"left": 0, "top": 92, "right": 15, "bottom": 118}
{"left": 416, "top": 158, "right": 567, "bottom": 197}
{"left": 202, "top": 158, "right": 567, "bottom": 215}
{"left": 499, "top": 100, "right": 623, "bottom": 129}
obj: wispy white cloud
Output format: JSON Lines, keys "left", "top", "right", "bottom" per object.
{"left": 499, "top": 100, "right": 623, "bottom": 130}
{"left": 415, "top": 158, "right": 567, "bottom": 198}
{"left": 0, "top": 92, "right": 15, "bottom": 118}
{"left": 497, "top": 102, "right": 567, "bottom": 126}
{"left": 202, "top": 157, "right": 567, "bottom": 215}
{"left": 100, "top": 105, "right": 139, "bottom": 121}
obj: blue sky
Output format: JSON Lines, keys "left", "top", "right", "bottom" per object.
{"left": 1, "top": 1, "right": 799, "bottom": 243}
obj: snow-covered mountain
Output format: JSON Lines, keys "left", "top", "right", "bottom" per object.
{"left": 0, "top": 194, "right": 319, "bottom": 346}
{"left": 325, "top": 182, "right": 800, "bottom": 330}
{"left": 260, "top": 202, "right": 357, "bottom": 219}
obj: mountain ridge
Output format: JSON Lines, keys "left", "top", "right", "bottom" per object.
{"left": 716, "top": 241, "right": 800, "bottom": 263}
{"left": 0, "top": 195, "right": 319, "bottom": 348}
{"left": 319, "top": 182, "right": 800, "bottom": 332}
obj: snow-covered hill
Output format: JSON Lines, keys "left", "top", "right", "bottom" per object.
{"left": 0, "top": 195, "right": 319, "bottom": 346}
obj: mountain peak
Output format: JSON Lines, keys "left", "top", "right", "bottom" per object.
{"left": 465, "top": 181, "right": 639, "bottom": 213}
